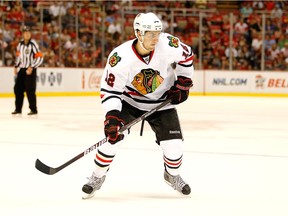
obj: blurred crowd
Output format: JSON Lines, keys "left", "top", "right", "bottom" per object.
{"left": 200, "top": 1, "right": 288, "bottom": 71}
{"left": 0, "top": 0, "right": 287, "bottom": 71}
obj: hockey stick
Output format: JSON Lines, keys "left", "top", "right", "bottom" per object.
{"left": 35, "top": 99, "right": 172, "bottom": 175}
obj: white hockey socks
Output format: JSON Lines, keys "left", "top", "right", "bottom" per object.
{"left": 160, "top": 139, "right": 183, "bottom": 176}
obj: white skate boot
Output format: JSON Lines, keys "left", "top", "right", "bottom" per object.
{"left": 164, "top": 170, "right": 191, "bottom": 195}
{"left": 82, "top": 173, "right": 106, "bottom": 199}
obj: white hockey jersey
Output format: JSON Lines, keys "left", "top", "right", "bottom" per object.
{"left": 100, "top": 33, "right": 194, "bottom": 113}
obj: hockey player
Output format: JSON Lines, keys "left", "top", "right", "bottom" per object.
{"left": 82, "top": 12, "right": 194, "bottom": 199}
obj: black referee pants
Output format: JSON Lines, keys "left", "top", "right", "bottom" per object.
{"left": 14, "top": 68, "right": 37, "bottom": 113}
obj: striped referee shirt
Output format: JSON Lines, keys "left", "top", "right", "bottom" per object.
{"left": 14, "top": 39, "right": 43, "bottom": 69}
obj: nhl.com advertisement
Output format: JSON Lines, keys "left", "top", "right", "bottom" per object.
{"left": 0, "top": 67, "right": 287, "bottom": 96}
{"left": 204, "top": 70, "right": 288, "bottom": 95}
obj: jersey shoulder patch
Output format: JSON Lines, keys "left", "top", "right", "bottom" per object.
{"left": 167, "top": 35, "right": 179, "bottom": 48}
{"left": 109, "top": 52, "right": 121, "bottom": 67}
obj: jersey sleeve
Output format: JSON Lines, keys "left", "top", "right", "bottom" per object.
{"left": 31, "top": 39, "right": 44, "bottom": 68}
{"left": 100, "top": 50, "right": 128, "bottom": 113}
{"left": 165, "top": 34, "right": 194, "bottom": 79}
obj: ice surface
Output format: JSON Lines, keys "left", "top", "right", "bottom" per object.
{"left": 0, "top": 96, "right": 288, "bottom": 216}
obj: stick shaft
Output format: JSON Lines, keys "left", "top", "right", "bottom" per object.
{"left": 35, "top": 99, "right": 171, "bottom": 175}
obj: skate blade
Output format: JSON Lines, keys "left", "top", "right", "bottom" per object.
{"left": 164, "top": 179, "right": 173, "bottom": 187}
{"left": 82, "top": 192, "right": 95, "bottom": 200}
{"left": 164, "top": 180, "right": 189, "bottom": 196}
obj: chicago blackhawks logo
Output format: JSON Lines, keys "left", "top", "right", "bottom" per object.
{"left": 167, "top": 36, "right": 179, "bottom": 48}
{"left": 109, "top": 52, "right": 121, "bottom": 67}
{"left": 131, "top": 68, "right": 164, "bottom": 95}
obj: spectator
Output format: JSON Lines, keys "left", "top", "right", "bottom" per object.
{"left": 61, "top": 6, "right": 76, "bottom": 28}
{"left": 267, "top": 43, "right": 281, "bottom": 60}
{"left": 264, "top": 34, "right": 276, "bottom": 50}
{"left": 222, "top": 16, "right": 231, "bottom": 32}
{"left": 202, "top": 49, "right": 214, "bottom": 69}
{"left": 265, "top": 18, "right": 278, "bottom": 35}
{"left": 221, "top": 56, "right": 229, "bottom": 70}
{"left": 252, "top": 33, "right": 263, "bottom": 52}
{"left": 42, "top": 47, "right": 56, "bottom": 67}
{"left": 60, "top": 28, "right": 71, "bottom": 43}
{"left": 2, "top": 23, "right": 14, "bottom": 43}
{"left": 49, "top": 2, "right": 66, "bottom": 20}
{"left": 63, "top": 37, "right": 77, "bottom": 51}
{"left": 252, "top": 1, "right": 264, "bottom": 10}
{"left": 280, "top": 42, "right": 288, "bottom": 59}
{"left": 211, "top": 51, "right": 222, "bottom": 68}
{"left": 234, "top": 17, "right": 249, "bottom": 37}
{"left": 271, "top": 3, "right": 283, "bottom": 18}
{"left": 225, "top": 46, "right": 238, "bottom": 58}
{"left": 78, "top": 16, "right": 93, "bottom": 36}
{"left": 107, "top": 17, "right": 122, "bottom": 40}
{"left": 209, "top": 9, "right": 223, "bottom": 26}
{"left": 240, "top": 2, "right": 253, "bottom": 19}
{"left": 160, "top": 14, "right": 170, "bottom": 32}
{"left": 6, "top": 2, "right": 24, "bottom": 27}
{"left": 248, "top": 15, "right": 262, "bottom": 35}
{"left": 0, "top": 30, "right": 8, "bottom": 49}
{"left": 277, "top": 34, "right": 288, "bottom": 49}
{"left": 79, "top": 34, "right": 92, "bottom": 49}
{"left": 195, "top": 0, "right": 207, "bottom": 9}
{"left": 4, "top": 45, "right": 14, "bottom": 66}
{"left": 23, "top": 3, "right": 39, "bottom": 27}
{"left": 251, "top": 33, "right": 263, "bottom": 69}
{"left": 242, "top": 44, "right": 253, "bottom": 65}
{"left": 238, "top": 34, "right": 248, "bottom": 48}
{"left": 265, "top": 1, "right": 276, "bottom": 11}
{"left": 272, "top": 54, "right": 286, "bottom": 70}
{"left": 272, "top": 21, "right": 282, "bottom": 42}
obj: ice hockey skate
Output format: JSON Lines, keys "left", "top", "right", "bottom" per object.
{"left": 164, "top": 170, "right": 191, "bottom": 195}
{"left": 82, "top": 173, "right": 106, "bottom": 199}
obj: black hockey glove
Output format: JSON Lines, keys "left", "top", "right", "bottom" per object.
{"left": 104, "top": 110, "right": 125, "bottom": 144}
{"left": 167, "top": 76, "right": 193, "bottom": 105}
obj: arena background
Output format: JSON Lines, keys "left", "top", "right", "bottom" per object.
{"left": 0, "top": 1, "right": 287, "bottom": 97}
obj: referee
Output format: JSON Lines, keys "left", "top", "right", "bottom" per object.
{"left": 12, "top": 26, "right": 43, "bottom": 115}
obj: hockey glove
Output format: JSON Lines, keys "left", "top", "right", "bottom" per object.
{"left": 104, "top": 110, "right": 125, "bottom": 144}
{"left": 167, "top": 76, "right": 193, "bottom": 105}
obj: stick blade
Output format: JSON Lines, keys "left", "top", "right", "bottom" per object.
{"left": 35, "top": 159, "right": 57, "bottom": 175}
